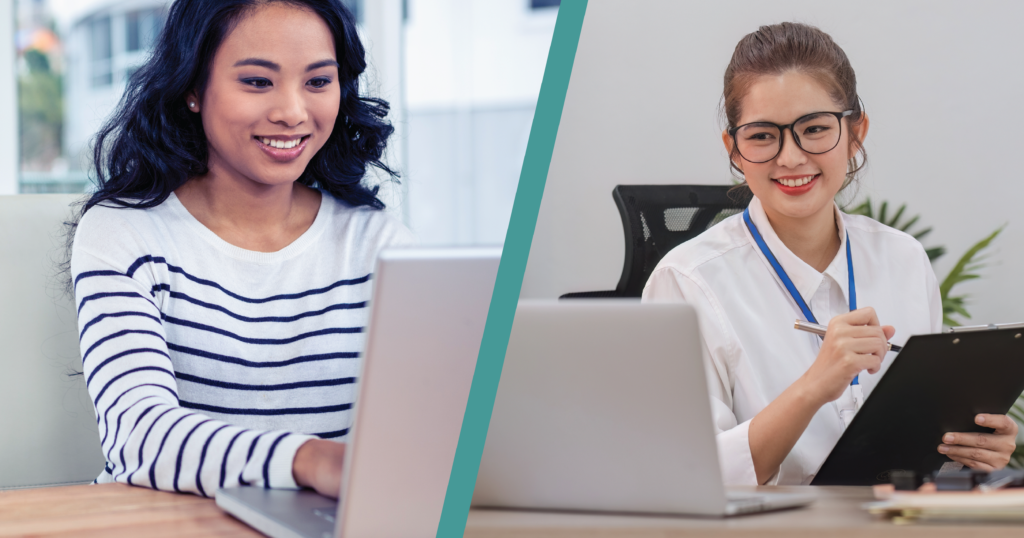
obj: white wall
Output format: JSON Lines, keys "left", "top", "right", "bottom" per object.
{"left": 522, "top": 0, "right": 1024, "bottom": 326}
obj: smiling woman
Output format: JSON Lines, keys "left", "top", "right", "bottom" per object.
{"left": 64, "top": 0, "right": 412, "bottom": 499}
{"left": 642, "top": 22, "right": 1016, "bottom": 486}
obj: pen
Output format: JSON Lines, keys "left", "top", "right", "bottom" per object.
{"left": 793, "top": 319, "right": 903, "bottom": 352}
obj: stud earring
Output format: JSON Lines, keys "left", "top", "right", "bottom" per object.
{"left": 189, "top": 101, "right": 196, "bottom": 108}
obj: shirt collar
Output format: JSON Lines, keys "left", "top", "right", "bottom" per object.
{"left": 746, "top": 196, "right": 852, "bottom": 312}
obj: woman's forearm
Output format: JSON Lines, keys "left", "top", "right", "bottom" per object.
{"left": 748, "top": 377, "right": 823, "bottom": 484}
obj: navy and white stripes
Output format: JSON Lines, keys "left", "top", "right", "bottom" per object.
{"left": 71, "top": 193, "right": 412, "bottom": 496}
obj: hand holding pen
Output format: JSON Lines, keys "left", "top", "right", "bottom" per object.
{"left": 795, "top": 319, "right": 903, "bottom": 353}
{"left": 791, "top": 308, "right": 894, "bottom": 406}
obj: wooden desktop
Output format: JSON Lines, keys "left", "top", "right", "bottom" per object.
{"left": 2, "top": 483, "right": 1024, "bottom": 537}
{"left": 0, "top": 483, "right": 258, "bottom": 537}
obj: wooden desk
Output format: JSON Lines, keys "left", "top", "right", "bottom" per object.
{"left": 464, "top": 486, "right": 1024, "bottom": 538}
{"left": 6, "top": 483, "right": 1024, "bottom": 537}
{"left": 0, "top": 483, "right": 260, "bottom": 537}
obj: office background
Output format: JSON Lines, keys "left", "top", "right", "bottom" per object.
{"left": 522, "top": 0, "right": 1024, "bottom": 328}
{"left": 6, "top": 0, "right": 559, "bottom": 246}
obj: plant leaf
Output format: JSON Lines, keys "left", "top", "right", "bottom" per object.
{"left": 925, "top": 246, "right": 946, "bottom": 262}
{"left": 900, "top": 215, "right": 921, "bottom": 233}
{"left": 939, "top": 227, "right": 1003, "bottom": 299}
{"left": 847, "top": 199, "right": 872, "bottom": 217}
{"left": 939, "top": 226, "right": 1004, "bottom": 325}
{"left": 912, "top": 226, "right": 933, "bottom": 241}
{"left": 888, "top": 204, "right": 906, "bottom": 228}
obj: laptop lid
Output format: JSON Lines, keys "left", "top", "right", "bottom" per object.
{"left": 472, "top": 299, "right": 730, "bottom": 516}
{"left": 336, "top": 247, "right": 500, "bottom": 538}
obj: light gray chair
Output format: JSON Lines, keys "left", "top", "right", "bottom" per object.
{"left": 0, "top": 194, "right": 105, "bottom": 489}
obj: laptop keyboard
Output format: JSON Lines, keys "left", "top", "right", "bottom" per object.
{"left": 312, "top": 508, "right": 336, "bottom": 523}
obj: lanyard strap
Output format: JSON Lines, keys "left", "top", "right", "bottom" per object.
{"left": 742, "top": 208, "right": 856, "bottom": 320}
{"left": 743, "top": 208, "right": 859, "bottom": 389}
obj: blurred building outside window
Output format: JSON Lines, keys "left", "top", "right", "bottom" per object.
{"left": 88, "top": 15, "right": 111, "bottom": 87}
{"left": 125, "top": 8, "right": 161, "bottom": 53}
{"left": 12, "top": 0, "right": 556, "bottom": 246}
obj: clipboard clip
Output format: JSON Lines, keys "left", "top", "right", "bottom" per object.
{"left": 946, "top": 321, "right": 1024, "bottom": 334}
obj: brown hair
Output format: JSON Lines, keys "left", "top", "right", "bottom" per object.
{"left": 723, "top": 22, "right": 866, "bottom": 187}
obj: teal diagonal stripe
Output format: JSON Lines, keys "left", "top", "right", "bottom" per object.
{"left": 434, "top": 1, "right": 589, "bottom": 536}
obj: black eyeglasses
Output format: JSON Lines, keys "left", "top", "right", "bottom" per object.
{"left": 728, "top": 110, "right": 853, "bottom": 164}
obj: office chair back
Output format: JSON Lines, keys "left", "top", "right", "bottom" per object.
{"left": 562, "top": 185, "right": 751, "bottom": 298}
{"left": 0, "top": 194, "right": 105, "bottom": 489}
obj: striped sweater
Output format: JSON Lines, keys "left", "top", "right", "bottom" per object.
{"left": 71, "top": 192, "right": 413, "bottom": 496}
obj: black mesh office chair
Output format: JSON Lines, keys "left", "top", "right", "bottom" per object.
{"left": 561, "top": 184, "right": 752, "bottom": 299}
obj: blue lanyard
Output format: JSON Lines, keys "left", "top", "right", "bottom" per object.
{"left": 742, "top": 208, "right": 859, "bottom": 385}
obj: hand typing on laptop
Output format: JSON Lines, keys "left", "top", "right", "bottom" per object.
{"left": 293, "top": 440, "right": 346, "bottom": 498}
{"left": 939, "top": 414, "right": 1017, "bottom": 472}
{"left": 217, "top": 249, "right": 500, "bottom": 537}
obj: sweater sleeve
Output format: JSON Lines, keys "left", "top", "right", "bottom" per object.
{"left": 72, "top": 233, "right": 315, "bottom": 497}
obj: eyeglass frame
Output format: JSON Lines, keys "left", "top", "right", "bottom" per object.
{"left": 727, "top": 110, "right": 854, "bottom": 164}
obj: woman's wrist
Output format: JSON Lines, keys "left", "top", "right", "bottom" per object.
{"left": 291, "top": 438, "right": 346, "bottom": 497}
{"left": 292, "top": 439, "right": 317, "bottom": 488}
{"left": 790, "top": 374, "right": 827, "bottom": 410}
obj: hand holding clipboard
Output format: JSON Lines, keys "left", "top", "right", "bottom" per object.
{"left": 811, "top": 324, "right": 1024, "bottom": 485}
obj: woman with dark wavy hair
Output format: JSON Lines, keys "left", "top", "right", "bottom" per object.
{"left": 70, "top": 0, "right": 411, "bottom": 498}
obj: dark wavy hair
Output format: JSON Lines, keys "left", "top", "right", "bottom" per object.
{"left": 61, "top": 0, "right": 396, "bottom": 293}
{"left": 92, "top": 0, "right": 394, "bottom": 211}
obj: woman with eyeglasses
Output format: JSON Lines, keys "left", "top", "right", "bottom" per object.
{"left": 642, "top": 22, "right": 1016, "bottom": 485}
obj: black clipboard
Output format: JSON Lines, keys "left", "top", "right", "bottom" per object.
{"left": 811, "top": 326, "right": 1024, "bottom": 486}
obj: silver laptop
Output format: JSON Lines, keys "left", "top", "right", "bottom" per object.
{"left": 217, "top": 247, "right": 501, "bottom": 538}
{"left": 472, "top": 300, "right": 814, "bottom": 516}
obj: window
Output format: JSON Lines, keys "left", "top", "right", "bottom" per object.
{"left": 126, "top": 9, "right": 164, "bottom": 53}
{"left": 18, "top": 2, "right": 170, "bottom": 193}
{"left": 341, "top": 0, "right": 362, "bottom": 24}
{"left": 126, "top": 11, "right": 140, "bottom": 52}
{"left": 90, "top": 16, "right": 112, "bottom": 87}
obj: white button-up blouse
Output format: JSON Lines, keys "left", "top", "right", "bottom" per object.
{"left": 642, "top": 196, "right": 942, "bottom": 485}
